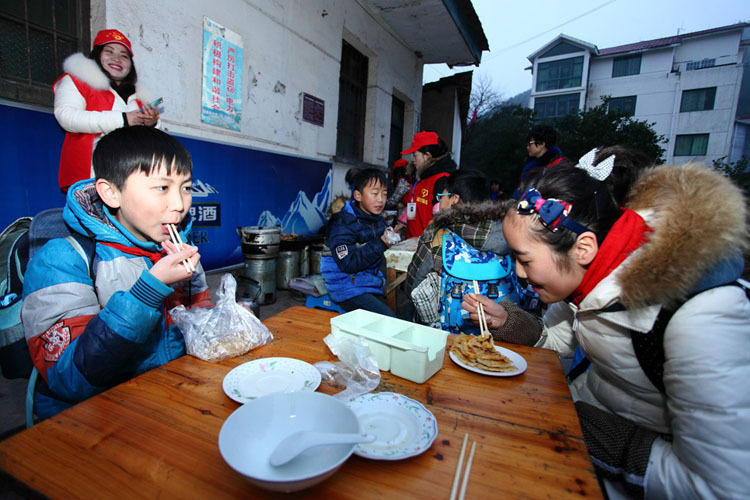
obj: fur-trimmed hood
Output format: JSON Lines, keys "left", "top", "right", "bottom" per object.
{"left": 618, "top": 163, "right": 748, "bottom": 308}
{"left": 60, "top": 52, "right": 152, "bottom": 101}
{"left": 432, "top": 200, "right": 507, "bottom": 230}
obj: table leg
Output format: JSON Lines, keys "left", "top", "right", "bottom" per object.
{"left": 386, "top": 267, "right": 397, "bottom": 311}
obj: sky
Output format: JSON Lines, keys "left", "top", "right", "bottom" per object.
{"left": 424, "top": 0, "right": 749, "bottom": 101}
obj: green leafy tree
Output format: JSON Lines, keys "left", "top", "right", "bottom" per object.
{"left": 554, "top": 98, "right": 666, "bottom": 164}
{"left": 712, "top": 156, "right": 749, "bottom": 194}
{"left": 461, "top": 104, "right": 532, "bottom": 195}
{"left": 461, "top": 97, "right": 666, "bottom": 194}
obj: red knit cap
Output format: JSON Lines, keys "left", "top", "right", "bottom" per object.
{"left": 400, "top": 131, "right": 439, "bottom": 155}
{"left": 93, "top": 29, "right": 133, "bottom": 56}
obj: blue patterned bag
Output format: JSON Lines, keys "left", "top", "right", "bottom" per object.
{"left": 438, "top": 231, "right": 519, "bottom": 335}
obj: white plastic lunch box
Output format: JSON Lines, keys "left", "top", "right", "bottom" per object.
{"left": 330, "top": 310, "right": 448, "bottom": 383}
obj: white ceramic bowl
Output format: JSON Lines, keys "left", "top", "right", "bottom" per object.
{"left": 218, "top": 392, "right": 360, "bottom": 492}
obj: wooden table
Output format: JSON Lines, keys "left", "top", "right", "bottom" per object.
{"left": 0, "top": 307, "right": 601, "bottom": 499}
{"left": 384, "top": 236, "right": 418, "bottom": 311}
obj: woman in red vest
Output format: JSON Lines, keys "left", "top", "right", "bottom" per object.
{"left": 53, "top": 29, "right": 158, "bottom": 191}
{"left": 400, "top": 131, "right": 457, "bottom": 238}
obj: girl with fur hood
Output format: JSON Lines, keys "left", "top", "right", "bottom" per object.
{"left": 53, "top": 29, "right": 158, "bottom": 191}
{"left": 463, "top": 148, "right": 749, "bottom": 499}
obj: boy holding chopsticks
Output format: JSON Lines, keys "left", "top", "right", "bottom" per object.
{"left": 22, "top": 126, "right": 210, "bottom": 420}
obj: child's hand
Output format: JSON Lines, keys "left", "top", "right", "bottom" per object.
{"left": 461, "top": 293, "right": 508, "bottom": 330}
{"left": 381, "top": 227, "right": 401, "bottom": 247}
{"left": 150, "top": 240, "right": 200, "bottom": 285}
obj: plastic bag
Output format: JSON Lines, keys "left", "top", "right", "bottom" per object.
{"left": 314, "top": 334, "right": 380, "bottom": 401}
{"left": 383, "top": 227, "right": 401, "bottom": 245}
{"left": 170, "top": 273, "right": 273, "bottom": 362}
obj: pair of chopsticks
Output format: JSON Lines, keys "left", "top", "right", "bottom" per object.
{"left": 166, "top": 223, "right": 195, "bottom": 273}
{"left": 472, "top": 280, "right": 490, "bottom": 339}
{"left": 449, "top": 433, "right": 476, "bottom": 500}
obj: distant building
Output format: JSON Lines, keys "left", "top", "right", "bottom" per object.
{"left": 527, "top": 23, "right": 750, "bottom": 165}
{"left": 421, "top": 71, "right": 473, "bottom": 167}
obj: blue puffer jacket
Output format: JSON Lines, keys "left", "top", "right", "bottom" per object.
{"left": 21, "top": 180, "right": 210, "bottom": 418}
{"left": 520, "top": 145, "right": 564, "bottom": 183}
{"left": 320, "top": 201, "right": 387, "bottom": 303}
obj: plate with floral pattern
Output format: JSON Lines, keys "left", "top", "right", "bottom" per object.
{"left": 222, "top": 357, "right": 321, "bottom": 404}
{"left": 347, "top": 392, "right": 438, "bottom": 460}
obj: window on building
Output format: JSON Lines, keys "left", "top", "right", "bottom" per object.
{"left": 612, "top": 54, "right": 641, "bottom": 77}
{"left": 0, "top": 0, "right": 89, "bottom": 107}
{"left": 674, "top": 134, "right": 709, "bottom": 156}
{"left": 680, "top": 87, "right": 716, "bottom": 112}
{"left": 535, "top": 56, "right": 584, "bottom": 91}
{"left": 608, "top": 96, "right": 637, "bottom": 116}
{"left": 686, "top": 58, "right": 715, "bottom": 71}
{"left": 388, "top": 95, "right": 404, "bottom": 168}
{"left": 540, "top": 41, "right": 583, "bottom": 58}
{"left": 533, "top": 93, "right": 580, "bottom": 120}
{"left": 336, "top": 41, "right": 368, "bottom": 161}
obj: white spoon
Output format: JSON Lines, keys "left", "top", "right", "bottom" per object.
{"left": 269, "top": 431, "right": 376, "bottom": 466}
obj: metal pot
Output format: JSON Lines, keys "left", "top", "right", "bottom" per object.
{"left": 237, "top": 226, "right": 281, "bottom": 260}
{"left": 242, "top": 260, "right": 277, "bottom": 304}
{"left": 276, "top": 250, "right": 300, "bottom": 290}
{"left": 310, "top": 244, "right": 325, "bottom": 275}
{"left": 299, "top": 246, "right": 310, "bottom": 277}
{"left": 235, "top": 275, "right": 262, "bottom": 317}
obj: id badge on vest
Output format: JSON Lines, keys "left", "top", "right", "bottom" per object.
{"left": 406, "top": 202, "right": 417, "bottom": 220}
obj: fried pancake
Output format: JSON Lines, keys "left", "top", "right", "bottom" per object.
{"left": 451, "top": 334, "right": 516, "bottom": 372}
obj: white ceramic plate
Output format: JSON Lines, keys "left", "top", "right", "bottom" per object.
{"left": 449, "top": 344, "right": 527, "bottom": 377}
{"left": 347, "top": 392, "right": 437, "bottom": 460}
{"left": 223, "top": 357, "right": 321, "bottom": 404}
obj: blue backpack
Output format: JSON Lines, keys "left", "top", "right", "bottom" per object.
{"left": 0, "top": 209, "right": 94, "bottom": 379}
{"left": 438, "top": 231, "right": 519, "bottom": 335}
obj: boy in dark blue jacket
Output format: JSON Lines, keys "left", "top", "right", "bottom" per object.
{"left": 321, "top": 168, "right": 395, "bottom": 316}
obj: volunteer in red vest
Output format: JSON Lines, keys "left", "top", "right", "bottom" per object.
{"left": 53, "top": 29, "right": 159, "bottom": 191}
{"left": 400, "top": 131, "right": 456, "bottom": 239}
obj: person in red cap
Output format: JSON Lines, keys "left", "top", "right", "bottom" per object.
{"left": 53, "top": 29, "right": 159, "bottom": 191}
{"left": 399, "top": 131, "right": 457, "bottom": 238}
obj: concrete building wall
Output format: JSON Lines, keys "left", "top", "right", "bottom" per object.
{"left": 421, "top": 87, "right": 459, "bottom": 160}
{"left": 92, "top": 0, "right": 424, "bottom": 197}
{"left": 588, "top": 49, "right": 680, "bottom": 160}
{"left": 586, "top": 31, "right": 745, "bottom": 164}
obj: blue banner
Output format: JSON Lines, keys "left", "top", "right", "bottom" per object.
{"left": 0, "top": 102, "right": 331, "bottom": 271}
{"left": 201, "top": 18, "right": 243, "bottom": 131}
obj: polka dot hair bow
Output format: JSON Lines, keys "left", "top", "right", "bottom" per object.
{"left": 575, "top": 148, "right": 615, "bottom": 181}
{"left": 516, "top": 187, "right": 591, "bottom": 234}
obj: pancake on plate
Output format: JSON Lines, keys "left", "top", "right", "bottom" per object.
{"left": 450, "top": 334, "right": 516, "bottom": 372}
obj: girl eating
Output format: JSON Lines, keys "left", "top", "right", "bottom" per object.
{"left": 463, "top": 148, "right": 749, "bottom": 498}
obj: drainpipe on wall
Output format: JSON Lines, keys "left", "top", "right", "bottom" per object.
{"left": 667, "top": 47, "right": 681, "bottom": 164}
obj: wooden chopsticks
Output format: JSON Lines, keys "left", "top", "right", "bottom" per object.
{"left": 472, "top": 280, "right": 490, "bottom": 339}
{"left": 166, "top": 223, "right": 195, "bottom": 273}
{"left": 450, "top": 433, "right": 477, "bottom": 500}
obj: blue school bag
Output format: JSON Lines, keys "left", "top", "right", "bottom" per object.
{"left": 438, "top": 231, "right": 519, "bottom": 335}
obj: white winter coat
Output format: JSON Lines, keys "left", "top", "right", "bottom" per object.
{"left": 537, "top": 164, "right": 750, "bottom": 499}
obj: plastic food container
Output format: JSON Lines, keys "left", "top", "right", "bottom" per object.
{"left": 330, "top": 310, "right": 448, "bottom": 383}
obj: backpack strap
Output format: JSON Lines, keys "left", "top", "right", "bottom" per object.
{"left": 64, "top": 234, "right": 96, "bottom": 281}
{"left": 632, "top": 280, "right": 750, "bottom": 394}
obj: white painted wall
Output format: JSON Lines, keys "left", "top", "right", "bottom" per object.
{"left": 586, "top": 30, "right": 745, "bottom": 164}
{"left": 91, "top": 0, "right": 424, "bottom": 198}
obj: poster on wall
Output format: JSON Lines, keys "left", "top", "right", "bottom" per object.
{"left": 201, "top": 18, "right": 243, "bottom": 130}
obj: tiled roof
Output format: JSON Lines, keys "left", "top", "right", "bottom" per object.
{"left": 598, "top": 22, "right": 748, "bottom": 56}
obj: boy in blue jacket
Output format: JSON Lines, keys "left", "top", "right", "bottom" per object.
{"left": 321, "top": 168, "right": 395, "bottom": 316}
{"left": 22, "top": 126, "right": 210, "bottom": 419}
